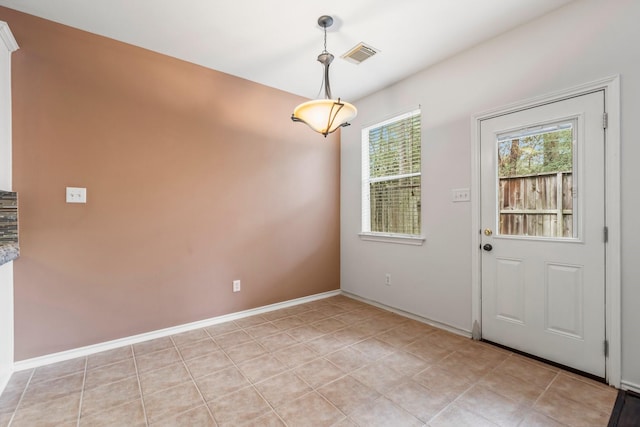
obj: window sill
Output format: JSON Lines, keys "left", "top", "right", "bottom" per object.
{"left": 358, "top": 232, "right": 425, "bottom": 246}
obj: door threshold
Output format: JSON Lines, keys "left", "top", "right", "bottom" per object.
{"left": 482, "top": 339, "right": 606, "bottom": 385}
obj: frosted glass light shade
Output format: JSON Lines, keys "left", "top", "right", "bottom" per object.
{"left": 292, "top": 98, "right": 357, "bottom": 137}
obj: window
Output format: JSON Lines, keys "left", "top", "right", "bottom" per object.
{"left": 361, "top": 109, "right": 422, "bottom": 243}
{"left": 497, "top": 119, "right": 577, "bottom": 239}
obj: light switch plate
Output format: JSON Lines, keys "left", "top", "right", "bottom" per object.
{"left": 66, "top": 187, "right": 87, "bottom": 203}
{"left": 452, "top": 188, "right": 470, "bottom": 202}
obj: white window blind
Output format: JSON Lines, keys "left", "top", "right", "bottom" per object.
{"left": 362, "top": 109, "right": 421, "bottom": 236}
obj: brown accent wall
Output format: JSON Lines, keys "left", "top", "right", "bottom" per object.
{"left": 1, "top": 7, "right": 340, "bottom": 360}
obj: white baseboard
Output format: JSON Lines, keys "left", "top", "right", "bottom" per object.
{"left": 341, "top": 290, "right": 472, "bottom": 338}
{"left": 621, "top": 380, "right": 640, "bottom": 394}
{"left": 13, "top": 289, "right": 340, "bottom": 372}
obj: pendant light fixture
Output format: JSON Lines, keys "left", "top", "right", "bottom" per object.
{"left": 291, "top": 15, "right": 357, "bottom": 137}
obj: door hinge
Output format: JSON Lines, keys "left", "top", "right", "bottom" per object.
{"left": 604, "top": 340, "right": 609, "bottom": 357}
{"left": 604, "top": 226, "right": 609, "bottom": 243}
{"left": 603, "top": 112, "right": 608, "bottom": 129}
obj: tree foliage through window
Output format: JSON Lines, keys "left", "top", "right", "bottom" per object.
{"left": 498, "top": 126, "right": 573, "bottom": 178}
{"left": 497, "top": 122, "right": 576, "bottom": 239}
{"left": 363, "top": 110, "right": 421, "bottom": 235}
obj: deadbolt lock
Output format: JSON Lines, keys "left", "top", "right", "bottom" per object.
{"left": 484, "top": 228, "right": 493, "bottom": 236}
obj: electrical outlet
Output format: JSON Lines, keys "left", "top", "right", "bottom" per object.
{"left": 232, "top": 280, "right": 241, "bottom": 292}
{"left": 66, "top": 187, "right": 87, "bottom": 203}
{"left": 452, "top": 188, "right": 470, "bottom": 202}
{"left": 385, "top": 273, "right": 391, "bottom": 286}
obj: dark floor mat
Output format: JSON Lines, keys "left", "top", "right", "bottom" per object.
{"left": 608, "top": 389, "right": 640, "bottom": 426}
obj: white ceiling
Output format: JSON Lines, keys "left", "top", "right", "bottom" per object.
{"left": 0, "top": 0, "right": 573, "bottom": 101}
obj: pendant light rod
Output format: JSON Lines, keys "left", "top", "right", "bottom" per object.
{"left": 317, "top": 15, "right": 334, "bottom": 100}
{"left": 318, "top": 52, "right": 334, "bottom": 99}
{"left": 291, "top": 15, "right": 357, "bottom": 137}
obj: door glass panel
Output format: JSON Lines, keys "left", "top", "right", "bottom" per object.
{"left": 496, "top": 119, "right": 577, "bottom": 238}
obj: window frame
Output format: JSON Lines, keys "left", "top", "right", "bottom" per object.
{"left": 360, "top": 109, "right": 425, "bottom": 245}
{"left": 495, "top": 117, "right": 579, "bottom": 241}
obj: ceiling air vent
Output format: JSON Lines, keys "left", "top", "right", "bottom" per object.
{"left": 341, "top": 42, "right": 379, "bottom": 65}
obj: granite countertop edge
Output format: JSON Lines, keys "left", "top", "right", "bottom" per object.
{"left": 0, "top": 242, "right": 19, "bottom": 266}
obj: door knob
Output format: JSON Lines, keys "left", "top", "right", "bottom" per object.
{"left": 483, "top": 244, "right": 493, "bottom": 251}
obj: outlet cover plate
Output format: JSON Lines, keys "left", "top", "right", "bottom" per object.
{"left": 66, "top": 187, "right": 87, "bottom": 203}
{"left": 451, "top": 188, "right": 470, "bottom": 202}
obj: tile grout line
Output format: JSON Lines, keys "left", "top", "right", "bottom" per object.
{"left": 151, "top": 324, "right": 272, "bottom": 422}
{"left": 490, "top": 353, "right": 561, "bottom": 423}
{"left": 414, "top": 373, "right": 471, "bottom": 425}
{"left": 168, "top": 335, "right": 219, "bottom": 424}
{"left": 417, "top": 349, "right": 504, "bottom": 427}
{"left": 130, "top": 344, "right": 150, "bottom": 427}
{"left": 243, "top": 307, "right": 367, "bottom": 426}
{"left": 76, "top": 305, "right": 435, "bottom": 425}
{"left": 532, "top": 370, "right": 561, "bottom": 408}
{"left": 75, "top": 357, "right": 88, "bottom": 427}
{"left": 553, "top": 370, "right": 618, "bottom": 412}
{"left": 198, "top": 304, "right": 371, "bottom": 425}
{"left": 6, "top": 368, "right": 35, "bottom": 427}
{"left": 371, "top": 392, "right": 426, "bottom": 426}
{"left": 30, "top": 303, "right": 385, "bottom": 423}
{"left": 462, "top": 349, "right": 559, "bottom": 426}
{"left": 202, "top": 321, "right": 289, "bottom": 426}
{"left": 293, "top": 312, "right": 422, "bottom": 424}
{"left": 11, "top": 297, "right": 597, "bottom": 427}
{"left": 237, "top": 307, "right": 406, "bottom": 424}
{"left": 75, "top": 352, "right": 154, "bottom": 423}
{"left": 529, "top": 371, "right": 572, "bottom": 426}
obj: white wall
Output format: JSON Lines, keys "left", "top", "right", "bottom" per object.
{"left": 341, "top": 0, "right": 640, "bottom": 388}
{"left": 0, "top": 264, "right": 13, "bottom": 392}
{"left": 0, "top": 21, "right": 17, "bottom": 393}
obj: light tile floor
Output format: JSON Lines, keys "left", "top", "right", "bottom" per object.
{"left": 0, "top": 295, "right": 618, "bottom": 426}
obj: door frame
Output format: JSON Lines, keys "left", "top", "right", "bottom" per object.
{"left": 470, "top": 75, "right": 621, "bottom": 387}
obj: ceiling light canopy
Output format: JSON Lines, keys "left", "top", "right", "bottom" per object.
{"left": 291, "top": 15, "right": 357, "bottom": 137}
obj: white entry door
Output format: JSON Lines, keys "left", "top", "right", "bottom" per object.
{"left": 480, "top": 91, "right": 606, "bottom": 377}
